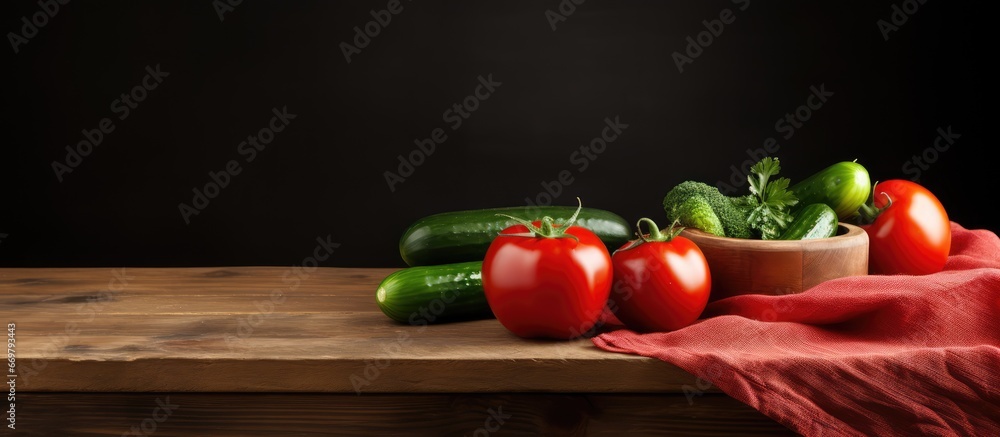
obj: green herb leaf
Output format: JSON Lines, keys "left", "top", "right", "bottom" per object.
{"left": 746, "top": 157, "right": 799, "bottom": 240}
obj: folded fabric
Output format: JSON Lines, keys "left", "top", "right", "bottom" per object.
{"left": 593, "top": 222, "right": 1000, "bottom": 436}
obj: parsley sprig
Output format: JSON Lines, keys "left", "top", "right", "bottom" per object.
{"left": 747, "top": 157, "right": 798, "bottom": 240}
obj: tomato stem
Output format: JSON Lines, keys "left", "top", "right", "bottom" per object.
{"left": 637, "top": 218, "right": 663, "bottom": 242}
{"left": 636, "top": 218, "right": 684, "bottom": 243}
{"left": 496, "top": 197, "right": 583, "bottom": 240}
{"left": 857, "top": 185, "right": 893, "bottom": 225}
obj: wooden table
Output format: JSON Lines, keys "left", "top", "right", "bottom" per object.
{"left": 2, "top": 267, "right": 792, "bottom": 435}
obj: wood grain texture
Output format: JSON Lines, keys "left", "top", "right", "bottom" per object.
{"left": 1, "top": 267, "right": 702, "bottom": 393}
{"left": 14, "top": 393, "right": 795, "bottom": 436}
{"left": 681, "top": 223, "right": 869, "bottom": 300}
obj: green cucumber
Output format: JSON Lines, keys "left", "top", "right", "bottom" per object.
{"left": 376, "top": 261, "right": 492, "bottom": 325}
{"left": 399, "top": 206, "right": 630, "bottom": 266}
{"left": 779, "top": 203, "right": 839, "bottom": 240}
{"left": 789, "top": 161, "right": 871, "bottom": 220}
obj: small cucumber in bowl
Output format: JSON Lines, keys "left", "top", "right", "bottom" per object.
{"left": 779, "top": 203, "right": 839, "bottom": 240}
{"left": 790, "top": 161, "right": 871, "bottom": 221}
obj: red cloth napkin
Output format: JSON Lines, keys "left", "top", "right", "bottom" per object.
{"left": 592, "top": 222, "right": 1000, "bottom": 436}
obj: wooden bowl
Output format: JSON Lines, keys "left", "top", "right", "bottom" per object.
{"left": 680, "top": 223, "right": 869, "bottom": 300}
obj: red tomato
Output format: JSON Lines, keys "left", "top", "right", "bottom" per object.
{"left": 482, "top": 220, "right": 612, "bottom": 339}
{"left": 610, "top": 219, "right": 710, "bottom": 332}
{"left": 861, "top": 180, "right": 951, "bottom": 275}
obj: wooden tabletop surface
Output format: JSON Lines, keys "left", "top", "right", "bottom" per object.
{"left": 2, "top": 266, "right": 700, "bottom": 393}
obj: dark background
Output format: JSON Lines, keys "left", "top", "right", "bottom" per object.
{"left": 1, "top": 1, "right": 991, "bottom": 268}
